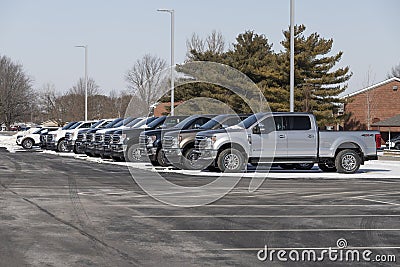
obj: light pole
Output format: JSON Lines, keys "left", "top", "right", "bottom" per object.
{"left": 289, "top": 0, "right": 295, "bottom": 112}
{"left": 157, "top": 8, "right": 175, "bottom": 115}
{"left": 75, "top": 45, "right": 88, "bottom": 121}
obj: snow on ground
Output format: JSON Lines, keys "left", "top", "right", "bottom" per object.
{"left": 1, "top": 133, "right": 399, "bottom": 179}
{"left": 0, "top": 132, "right": 22, "bottom": 153}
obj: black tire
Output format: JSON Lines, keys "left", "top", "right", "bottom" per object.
{"left": 335, "top": 149, "right": 361, "bottom": 174}
{"left": 182, "top": 148, "right": 202, "bottom": 170}
{"left": 279, "top": 164, "right": 295, "bottom": 170}
{"left": 395, "top": 143, "right": 400, "bottom": 150}
{"left": 156, "top": 149, "right": 169, "bottom": 167}
{"left": 126, "top": 144, "right": 141, "bottom": 162}
{"left": 22, "top": 138, "right": 34, "bottom": 149}
{"left": 217, "top": 148, "right": 246, "bottom": 173}
{"left": 295, "top": 163, "right": 314, "bottom": 170}
{"left": 85, "top": 152, "right": 93, "bottom": 157}
{"left": 57, "top": 139, "right": 70, "bottom": 152}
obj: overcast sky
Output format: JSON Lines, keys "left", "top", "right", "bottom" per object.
{"left": 1, "top": 0, "right": 399, "bottom": 95}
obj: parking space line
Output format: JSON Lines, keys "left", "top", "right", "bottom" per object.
{"left": 301, "top": 191, "right": 369, "bottom": 198}
{"left": 171, "top": 228, "right": 400, "bottom": 232}
{"left": 132, "top": 214, "right": 400, "bottom": 218}
{"left": 223, "top": 246, "right": 400, "bottom": 251}
{"left": 352, "top": 196, "right": 400, "bottom": 206}
{"left": 356, "top": 191, "right": 400, "bottom": 198}
{"left": 106, "top": 204, "right": 398, "bottom": 207}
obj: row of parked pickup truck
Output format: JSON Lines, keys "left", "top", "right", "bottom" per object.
{"left": 16, "top": 112, "right": 382, "bottom": 173}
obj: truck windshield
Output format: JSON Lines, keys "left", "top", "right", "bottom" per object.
{"left": 90, "top": 120, "right": 104, "bottom": 128}
{"left": 147, "top": 116, "right": 166, "bottom": 128}
{"left": 105, "top": 118, "right": 123, "bottom": 128}
{"left": 113, "top": 117, "right": 135, "bottom": 128}
{"left": 236, "top": 114, "right": 265, "bottom": 129}
{"left": 126, "top": 118, "right": 143, "bottom": 127}
{"left": 62, "top": 121, "right": 77, "bottom": 130}
{"left": 200, "top": 115, "right": 231, "bottom": 129}
{"left": 69, "top": 122, "right": 83, "bottom": 130}
{"left": 171, "top": 116, "right": 195, "bottom": 129}
{"left": 162, "top": 117, "right": 187, "bottom": 128}
{"left": 133, "top": 117, "right": 158, "bottom": 128}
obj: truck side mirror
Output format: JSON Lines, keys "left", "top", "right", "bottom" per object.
{"left": 221, "top": 124, "right": 228, "bottom": 129}
{"left": 252, "top": 125, "right": 261, "bottom": 134}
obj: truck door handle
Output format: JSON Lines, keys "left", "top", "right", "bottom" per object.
{"left": 308, "top": 134, "right": 314, "bottom": 138}
{"left": 279, "top": 134, "right": 286, "bottom": 139}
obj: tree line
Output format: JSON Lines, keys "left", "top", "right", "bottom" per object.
{"left": 1, "top": 24, "right": 399, "bottom": 128}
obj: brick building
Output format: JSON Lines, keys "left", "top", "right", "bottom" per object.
{"left": 343, "top": 77, "right": 400, "bottom": 141}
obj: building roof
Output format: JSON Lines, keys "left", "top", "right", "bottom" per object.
{"left": 342, "top": 77, "right": 400, "bottom": 98}
{"left": 372, "top": 114, "right": 400, "bottom": 127}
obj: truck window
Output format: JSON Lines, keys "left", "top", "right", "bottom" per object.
{"left": 257, "top": 116, "right": 277, "bottom": 134}
{"left": 286, "top": 116, "right": 311, "bottom": 130}
{"left": 273, "top": 116, "right": 286, "bottom": 131}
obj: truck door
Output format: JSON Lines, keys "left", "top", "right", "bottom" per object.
{"left": 251, "top": 115, "right": 287, "bottom": 159}
{"left": 285, "top": 115, "right": 318, "bottom": 158}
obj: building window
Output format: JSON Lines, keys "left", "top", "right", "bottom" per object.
{"left": 393, "top": 85, "right": 398, "bottom": 91}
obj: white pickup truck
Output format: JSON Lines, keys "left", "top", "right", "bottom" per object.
{"left": 194, "top": 112, "right": 381, "bottom": 173}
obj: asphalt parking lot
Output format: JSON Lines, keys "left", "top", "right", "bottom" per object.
{"left": 1, "top": 148, "right": 399, "bottom": 266}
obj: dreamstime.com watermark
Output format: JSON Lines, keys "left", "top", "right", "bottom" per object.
{"left": 257, "top": 238, "right": 397, "bottom": 263}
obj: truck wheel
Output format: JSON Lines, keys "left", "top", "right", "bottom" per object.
{"left": 217, "top": 148, "right": 246, "bottom": 173}
{"left": 279, "top": 164, "right": 295, "bottom": 170}
{"left": 126, "top": 144, "right": 141, "bottom": 162}
{"left": 156, "top": 149, "right": 169, "bottom": 167}
{"left": 335, "top": 149, "right": 361, "bottom": 174}
{"left": 57, "top": 139, "right": 70, "bottom": 152}
{"left": 295, "top": 163, "right": 314, "bottom": 170}
{"left": 395, "top": 143, "right": 400, "bottom": 150}
{"left": 22, "top": 138, "right": 34, "bottom": 149}
{"left": 182, "top": 148, "right": 202, "bottom": 170}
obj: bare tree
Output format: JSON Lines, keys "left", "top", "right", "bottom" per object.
{"left": 206, "top": 30, "right": 225, "bottom": 54}
{"left": 387, "top": 62, "right": 400, "bottom": 79}
{"left": 186, "top": 30, "right": 225, "bottom": 60}
{"left": 69, "top": 77, "right": 100, "bottom": 96}
{"left": 186, "top": 33, "right": 205, "bottom": 58}
{"left": 39, "top": 83, "right": 68, "bottom": 125}
{"left": 125, "top": 54, "right": 167, "bottom": 114}
{"left": 0, "top": 55, "right": 33, "bottom": 128}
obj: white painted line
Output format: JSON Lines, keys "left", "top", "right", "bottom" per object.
{"left": 352, "top": 196, "right": 400, "bottom": 206}
{"left": 356, "top": 191, "right": 400, "bottom": 198}
{"left": 171, "top": 228, "right": 400, "bottom": 232}
{"left": 132, "top": 214, "right": 400, "bottom": 218}
{"left": 106, "top": 204, "right": 397, "bottom": 207}
{"left": 223, "top": 246, "right": 400, "bottom": 251}
{"left": 301, "top": 191, "right": 366, "bottom": 198}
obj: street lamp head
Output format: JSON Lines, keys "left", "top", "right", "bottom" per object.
{"left": 75, "top": 45, "right": 87, "bottom": 48}
{"left": 157, "top": 8, "right": 174, "bottom": 13}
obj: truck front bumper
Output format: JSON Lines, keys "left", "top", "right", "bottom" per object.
{"left": 163, "top": 148, "right": 183, "bottom": 164}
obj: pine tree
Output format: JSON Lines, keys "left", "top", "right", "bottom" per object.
{"left": 279, "top": 25, "right": 352, "bottom": 126}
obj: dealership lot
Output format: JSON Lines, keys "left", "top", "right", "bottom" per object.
{"left": 0, "top": 147, "right": 399, "bottom": 266}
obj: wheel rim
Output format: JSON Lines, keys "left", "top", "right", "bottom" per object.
{"left": 223, "top": 153, "right": 240, "bottom": 170}
{"left": 60, "top": 142, "right": 67, "bottom": 152}
{"left": 186, "top": 151, "right": 197, "bottom": 167}
{"left": 131, "top": 148, "right": 141, "bottom": 160}
{"left": 341, "top": 154, "right": 357, "bottom": 171}
{"left": 24, "top": 140, "right": 32, "bottom": 148}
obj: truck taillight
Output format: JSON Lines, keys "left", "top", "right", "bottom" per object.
{"left": 375, "top": 134, "right": 381, "bottom": 149}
